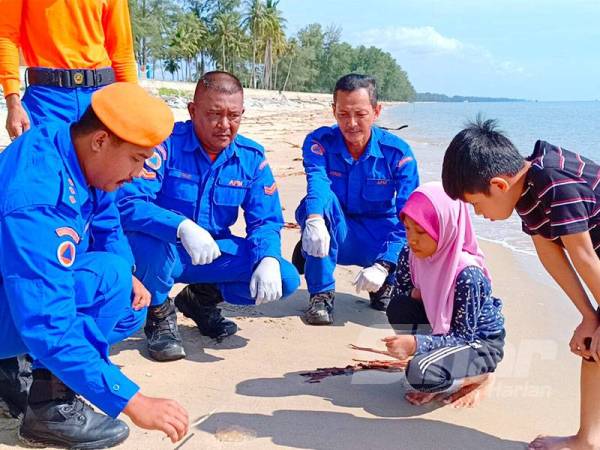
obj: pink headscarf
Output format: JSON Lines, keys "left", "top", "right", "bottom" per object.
{"left": 401, "top": 182, "right": 490, "bottom": 335}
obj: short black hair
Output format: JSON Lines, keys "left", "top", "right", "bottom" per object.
{"left": 71, "top": 106, "right": 125, "bottom": 144}
{"left": 194, "top": 71, "right": 243, "bottom": 100}
{"left": 442, "top": 116, "right": 524, "bottom": 199}
{"left": 333, "top": 73, "right": 377, "bottom": 107}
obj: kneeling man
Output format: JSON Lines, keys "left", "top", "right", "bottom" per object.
{"left": 118, "top": 71, "right": 300, "bottom": 361}
{"left": 295, "top": 73, "right": 419, "bottom": 325}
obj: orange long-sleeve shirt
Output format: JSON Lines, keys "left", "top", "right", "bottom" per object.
{"left": 0, "top": 0, "right": 138, "bottom": 97}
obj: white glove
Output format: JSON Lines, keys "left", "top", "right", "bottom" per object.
{"left": 250, "top": 257, "right": 282, "bottom": 305}
{"left": 177, "top": 219, "right": 221, "bottom": 265}
{"left": 302, "top": 216, "right": 330, "bottom": 258}
{"left": 353, "top": 263, "right": 389, "bottom": 293}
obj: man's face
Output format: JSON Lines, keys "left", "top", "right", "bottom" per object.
{"left": 188, "top": 89, "right": 244, "bottom": 153}
{"left": 463, "top": 181, "right": 516, "bottom": 221}
{"left": 86, "top": 131, "right": 153, "bottom": 191}
{"left": 333, "top": 88, "right": 381, "bottom": 151}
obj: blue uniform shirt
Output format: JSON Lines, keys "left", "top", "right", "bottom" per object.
{"left": 118, "top": 120, "right": 285, "bottom": 265}
{"left": 302, "top": 125, "right": 419, "bottom": 263}
{"left": 0, "top": 124, "right": 138, "bottom": 417}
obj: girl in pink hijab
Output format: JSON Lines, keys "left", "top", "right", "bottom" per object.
{"left": 383, "top": 182, "right": 505, "bottom": 408}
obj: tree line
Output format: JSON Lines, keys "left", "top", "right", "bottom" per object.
{"left": 129, "top": 0, "right": 416, "bottom": 101}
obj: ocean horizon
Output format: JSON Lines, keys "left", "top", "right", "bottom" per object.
{"left": 382, "top": 100, "right": 600, "bottom": 255}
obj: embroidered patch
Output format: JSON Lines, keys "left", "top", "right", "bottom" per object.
{"left": 140, "top": 168, "right": 157, "bottom": 180}
{"left": 264, "top": 182, "right": 277, "bottom": 195}
{"left": 376, "top": 179, "right": 390, "bottom": 185}
{"left": 155, "top": 144, "right": 167, "bottom": 161}
{"left": 55, "top": 227, "right": 81, "bottom": 244}
{"left": 397, "top": 156, "right": 414, "bottom": 168}
{"left": 228, "top": 180, "right": 244, "bottom": 187}
{"left": 258, "top": 160, "right": 269, "bottom": 171}
{"left": 329, "top": 171, "right": 343, "bottom": 178}
{"left": 57, "top": 241, "right": 76, "bottom": 267}
{"left": 310, "top": 141, "right": 325, "bottom": 156}
{"left": 145, "top": 150, "right": 162, "bottom": 171}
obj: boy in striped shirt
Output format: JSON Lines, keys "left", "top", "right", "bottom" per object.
{"left": 442, "top": 118, "right": 600, "bottom": 450}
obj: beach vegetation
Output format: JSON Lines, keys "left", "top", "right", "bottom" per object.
{"left": 128, "top": 0, "right": 416, "bottom": 101}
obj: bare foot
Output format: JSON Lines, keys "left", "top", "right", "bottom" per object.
{"left": 404, "top": 391, "right": 445, "bottom": 406}
{"left": 443, "top": 373, "right": 495, "bottom": 408}
{"left": 529, "top": 435, "right": 600, "bottom": 450}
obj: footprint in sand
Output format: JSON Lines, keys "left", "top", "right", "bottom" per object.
{"left": 215, "top": 425, "right": 257, "bottom": 442}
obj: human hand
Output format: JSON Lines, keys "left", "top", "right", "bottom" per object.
{"left": 588, "top": 323, "right": 600, "bottom": 364}
{"left": 381, "top": 335, "right": 417, "bottom": 360}
{"left": 123, "top": 392, "right": 189, "bottom": 443}
{"left": 569, "top": 315, "right": 599, "bottom": 359}
{"left": 410, "top": 288, "right": 421, "bottom": 300}
{"left": 131, "top": 276, "right": 151, "bottom": 310}
{"left": 353, "top": 263, "right": 388, "bottom": 293}
{"left": 178, "top": 219, "right": 221, "bottom": 265}
{"left": 302, "top": 216, "right": 330, "bottom": 257}
{"left": 250, "top": 257, "right": 282, "bottom": 305}
{"left": 5, "top": 94, "right": 30, "bottom": 139}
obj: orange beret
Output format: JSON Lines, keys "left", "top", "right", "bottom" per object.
{"left": 91, "top": 82, "right": 174, "bottom": 148}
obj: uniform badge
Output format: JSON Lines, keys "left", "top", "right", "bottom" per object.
{"left": 310, "top": 141, "right": 325, "bottom": 156}
{"left": 155, "top": 144, "right": 167, "bottom": 161}
{"left": 57, "top": 241, "right": 76, "bottom": 267}
{"left": 264, "top": 182, "right": 277, "bottom": 195}
{"left": 397, "top": 156, "right": 414, "bottom": 168}
{"left": 140, "top": 168, "right": 157, "bottom": 180}
{"left": 55, "top": 227, "right": 81, "bottom": 244}
{"left": 145, "top": 150, "right": 162, "bottom": 171}
{"left": 258, "top": 160, "right": 269, "bottom": 171}
{"left": 228, "top": 180, "right": 243, "bottom": 187}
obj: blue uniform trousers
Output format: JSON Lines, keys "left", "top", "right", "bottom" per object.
{"left": 0, "top": 252, "right": 144, "bottom": 360}
{"left": 128, "top": 232, "right": 300, "bottom": 306}
{"left": 296, "top": 193, "right": 398, "bottom": 295}
{"left": 22, "top": 85, "right": 97, "bottom": 126}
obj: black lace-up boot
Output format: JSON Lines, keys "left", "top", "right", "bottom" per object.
{"left": 144, "top": 297, "right": 186, "bottom": 361}
{"left": 174, "top": 284, "right": 237, "bottom": 340}
{"left": 19, "top": 369, "right": 129, "bottom": 449}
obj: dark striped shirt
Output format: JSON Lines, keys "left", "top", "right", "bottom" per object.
{"left": 516, "top": 140, "right": 600, "bottom": 249}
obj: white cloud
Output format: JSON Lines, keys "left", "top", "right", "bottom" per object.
{"left": 354, "top": 26, "right": 525, "bottom": 75}
{"left": 357, "top": 26, "right": 463, "bottom": 55}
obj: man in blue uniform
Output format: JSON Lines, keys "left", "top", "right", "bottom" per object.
{"left": 294, "top": 73, "right": 419, "bottom": 325}
{"left": 0, "top": 83, "right": 189, "bottom": 448}
{"left": 117, "top": 71, "right": 300, "bottom": 361}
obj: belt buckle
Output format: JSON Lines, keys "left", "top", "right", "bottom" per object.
{"left": 72, "top": 71, "right": 84, "bottom": 86}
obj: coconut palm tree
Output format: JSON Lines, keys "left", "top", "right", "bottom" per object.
{"left": 261, "top": 0, "right": 286, "bottom": 90}
{"left": 242, "top": 0, "right": 268, "bottom": 88}
{"left": 211, "top": 12, "right": 246, "bottom": 72}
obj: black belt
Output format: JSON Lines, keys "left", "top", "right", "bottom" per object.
{"left": 26, "top": 67, "right": 115, "bottom": 88}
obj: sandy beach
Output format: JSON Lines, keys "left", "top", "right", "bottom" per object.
{"left": 0, "top": 84, "right": 585, "bottom": 449}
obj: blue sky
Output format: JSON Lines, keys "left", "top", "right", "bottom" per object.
{"left": 278, "top": 0, "right": 600, "bottom": 101}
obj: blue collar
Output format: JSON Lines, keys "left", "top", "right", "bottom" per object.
{"left": 180, "top": 121, "right": 238, "bottom": 164}
{"left": 330, "top": 125, "right": 383, "bottom": 160}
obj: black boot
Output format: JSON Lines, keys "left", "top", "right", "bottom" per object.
{"left": 144, "top": 298, "right": 186, "bottom": 362}
{"left": 0, "top": 355, "right": 32, "bottom": 419}
{"left": 305, "top": 291, "right": 335, "bottom": 325}
{"left": 369, "top": 282, "right": 394, "bottom": 311}
{"left": 291, "top": 240, "right": 305, "bottom": 275}
{"left": 19, "top": 369, "right": 129, "bottom": 449}
{"left": 174, "top": 284, "right": 237, "bottom": 340}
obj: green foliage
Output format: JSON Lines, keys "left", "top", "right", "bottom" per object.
{"left": 128, "top": 1, "right": 416, "bottom": 100}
